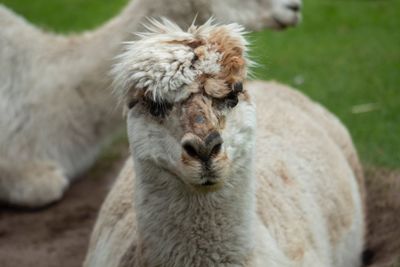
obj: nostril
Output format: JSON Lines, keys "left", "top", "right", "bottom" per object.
{"left": 183, "top": 142, "right": 199, "bottom": 159}
{"left": 286, "top": 3, "right": 301, "bottom": 12}
{"left": 205, "top": 132, "right": 223, "bottom": 158}
{"left": 210, "top": 143, "right": 222, "bottom": 157}
{"left": 182, "top": 132, "right": 223, "bottom": 162}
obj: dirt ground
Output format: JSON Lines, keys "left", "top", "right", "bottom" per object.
{"left": 0, "top": 147, "right": 399, "bottom": 267}
{"left": 364, "top": 167, "right": 400, "bottom": 267}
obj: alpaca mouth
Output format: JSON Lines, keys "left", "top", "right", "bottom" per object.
{"left": 201, "top": 180, "right": 217, "bottom": 186}
{"left": 194, "top": 179, "right": 224, "bottom": 193}
{"left": 272, "top": 13, "right": 300, "bottom": 30}
{"left": 272, "top": 17, "right": 289, "bottom": 30}
{"left": 194, "top": 173, "right": 224, "bottom": 192}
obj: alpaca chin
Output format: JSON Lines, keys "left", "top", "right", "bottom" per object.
{"left": 192, "top": 181, "right": 225, "bottom": 193}
{"left": 179, "top": 152, "right": 231, "bottom": 192}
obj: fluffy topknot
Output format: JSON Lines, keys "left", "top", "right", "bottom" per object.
{"left": 111, "top": 18, "right": 251, "bottom": 104}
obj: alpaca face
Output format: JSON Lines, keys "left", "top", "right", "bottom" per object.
{"left": 126, "top": 80, "right": 256, "bottom": 191}
{"left": 113, "top": 20, "right": 257, "bottom": 192}
{"left": 209, "top": 0, "right": 302, "bottom": 31}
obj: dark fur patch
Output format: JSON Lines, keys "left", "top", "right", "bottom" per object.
{"left": 362, "top": 249, "right": 375, "bottom": 266}
{"left": 232, "top": 82, "right": 243, "bottom": 93}
{"left": 213, "top": 91, "right": 240, "bottom": 109}
{"left": 145, "top": 99, "right": 173, "bottom": 118}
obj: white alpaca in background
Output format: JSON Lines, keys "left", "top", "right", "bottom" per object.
{"left": 0, "top": 0, "right": 302, "bottom": 207}
{"left": 84, "top": 19, "right": 365, "bottom": 267}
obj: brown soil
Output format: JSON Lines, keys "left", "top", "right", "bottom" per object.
{"left": 0, "top": 141, "right": 129, "bottom": 267}
{"left": 0, "top": 150, "right": 399, "bottom": 267}
{"left": 364, "top": 167, "right": 400, "bottom": 267}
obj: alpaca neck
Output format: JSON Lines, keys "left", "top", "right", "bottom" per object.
{"left": 66, "top": 0, "right": 209, "bottom": 101}
{"left": 79, "top": 0, "right": 209, "bottom": 58}
{"left": 133, "top": 159, "right": 257, "bottom": 266}
{"left": 75, "top": 0, "right": 147, "bottom": 60}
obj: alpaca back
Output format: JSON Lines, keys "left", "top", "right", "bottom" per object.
{"left": 0, "top": 4, "right": 122, "bottom": 178}
{"left": 248, "top": 81, "right": 365, "bottom": 198}
{"left": 0, "top": 4, "right": 42, "bottom": 36}
{"left": 252, "top": 81, "right": 364, "bottom": 266}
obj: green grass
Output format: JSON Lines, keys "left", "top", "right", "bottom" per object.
{"left": 0, "top": 0, "right": 128, "bottom": 32}
{"left": 1, "top": 0, "right": 399, "bottom": 168}
{"left": 250, "top": 0, "right": 400, "bottom": 168}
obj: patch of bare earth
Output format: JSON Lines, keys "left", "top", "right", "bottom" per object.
{"left": 0, "top": 148, "right": 399, "bottom": 267}
{"left": 365, "top": 167, "right": 400, "bottom": 267}
{"left": 0, "top": 140, "right": 129, "bottom": 267}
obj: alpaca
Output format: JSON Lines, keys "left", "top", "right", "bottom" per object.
{"left": 84, "top": 20, "right": 365, "bottom": 267}
{"left": 0, "top": 0, "right": 302, "bottom": 207}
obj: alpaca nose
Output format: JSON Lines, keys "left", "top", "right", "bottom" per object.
{"left": 182, "top": 132, "right": 223, "bottom": 162}
{"left": 286, "top": 2, "right": 301, "bottom": 12}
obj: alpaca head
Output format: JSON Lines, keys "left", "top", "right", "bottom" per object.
{"left": 144, "top": 0, "right": 302, "bottom": 31}
{"left": 113, "top": 19, "right": 256, "bottom": 192}
{"left": 208, "top": 0, "right": 302, "bottom": 31}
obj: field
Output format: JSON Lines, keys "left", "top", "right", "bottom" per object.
{"left": 2, "top": 0, "right": 399, "bottom": 168}
{"left": 0, "top": 0, "right": 399, "bottom": 266}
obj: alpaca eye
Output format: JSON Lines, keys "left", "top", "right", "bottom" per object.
{"left": 127, "top": 100, "right": 137, "bottom": 109}
{"left": 147, "top": 100, "right": 173, "bottom": 118}
{"left": 213, "top": 90, "right": 240, "bottom": 110}
{"left": 224, "top": 92, "right": 239, "bottom": 108}
{"left": 232, "top": 82, "right": 243, "bottom": 93}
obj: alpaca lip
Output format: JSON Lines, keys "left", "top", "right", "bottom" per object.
{"left": 193, "top": 179, "right": 224, "bottom": 193}
{"left": 195, "top": 173, "right": 223, "bottom": 191}
{"left": 272, "top": 17, "right": 288, "bottom": 30}
{"left": 201, "top": 180, "right": 216, "bottom": 186}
